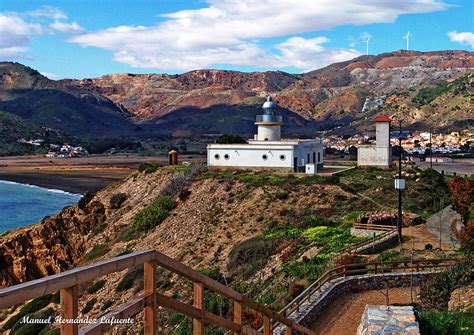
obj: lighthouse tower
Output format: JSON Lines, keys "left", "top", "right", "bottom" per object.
{"left": 255, "top": 96, "right": 284, "bottom": 141}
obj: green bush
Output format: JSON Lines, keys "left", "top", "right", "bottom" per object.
{"left": 215, "top": 134, "right": 247, "bottom": 144}
{"left": 138, "top": 162, "right": 157, "bottom": 174}
{"left": 2, "top": 294, "right": 52, "bottom": 329}
{"left": 101, "top": 300, "right": 113, "bottom": 311}
{"left": 228, "top": 237, "right": 275, "bottom": 279}
{"left": 131, "top": 196, "right": 176, "bottom": 233}
{"left": 116, "top": 265, "right": 144, "bottom": 292}
{"left": 276, "top": 191, "right": 289, "bottom": 200}
{"left": 87, "top": 280, "right": 106, "bottom": 294}
{"left": 109, "top": 193, "right": 128, "bottom": 209}
{"left": 83, "top": 244, "right": 110, "bottom": 261}
{"left": 81, "top": 298, "right": 97, "bottom": 314}
{"left": 10, "top": 307, "right": 55, "bottom": 335}
{"left": 78, "top": 192, "right": 95, "bottom": 210}
{"left": 198, "top": 267, "right": 226, "bottom": 285}
{"left": 419, "top": 257, "right": 473, "bottom": 310}
{"left": 418, "top": 307, "right": 474, "bottom": 335}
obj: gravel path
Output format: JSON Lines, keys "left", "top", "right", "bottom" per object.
{"left": 310, "top": 287, "right": 420, "bottom": 335}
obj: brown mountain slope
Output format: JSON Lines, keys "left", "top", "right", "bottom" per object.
{"left": 64, "top": 50, "right": 474, "bottom": 133}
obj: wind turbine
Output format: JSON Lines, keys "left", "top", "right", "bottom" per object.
{"left": 403, "top": 31, "right": 412, "bottom": 50}
{"left": 364, "top": 36, "right": 371, "bottom": 55}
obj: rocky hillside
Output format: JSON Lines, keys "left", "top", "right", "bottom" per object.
{"left": 65, "top": 50, "right": 474, "bottom": 134}
{"left": 0, "top": 163, "right": 455, "bottom": 333}
{"left": 0, "top": 62, "right": 135, "bottom": 137}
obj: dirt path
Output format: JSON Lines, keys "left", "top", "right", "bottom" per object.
{"left": 310, "top": 287, "right": 420, "bottom": 335}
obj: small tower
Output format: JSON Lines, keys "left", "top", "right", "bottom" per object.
{"left": 255, "top": 96, "right": 284, "bottom": 141}
{"left": 373, "top": 114, "right": 391, "bottom": 148}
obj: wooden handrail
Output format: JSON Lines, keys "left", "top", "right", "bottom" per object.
{"left": 273, "top": 257, "right": 459, "bottom": 329}
{"left": 0, "top": 250, "right": 316, "bottom": 335}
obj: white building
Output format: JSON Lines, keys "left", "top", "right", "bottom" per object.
{"left": 357, "top": 115, "right": 393, "bottom": 168}
{"left": 207, "top": 96, "right": 324, "bottom": 172}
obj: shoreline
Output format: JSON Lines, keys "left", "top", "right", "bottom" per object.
{"left": 0, "top": 179, "right": 81, "bottom": 196}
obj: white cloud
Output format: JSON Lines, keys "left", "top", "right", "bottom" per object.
{"left": 27, "top": 6, "right": 67, "bottom": 20}
{"left": 50, "top": 21, "right": 85, "bottom": 34}
{"left": 448, "top": 31, "right": 474, "bottom": 48}
{"left": 69, "top": 0, "right": 449, "bottom": 71}
{"left": 0, "top": 14, "right": 42, "bottom": 59}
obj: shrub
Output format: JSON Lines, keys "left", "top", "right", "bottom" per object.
{"left": 81, "top": 298, "right": 97, "bottom": 314}
{"left": 2, "top": 294, "right": 52, "bottom": 329}
{"left": 10, "top": 307, "right": 55, "bottom": 335}
{"left": 83, "top": 244, "right": 110, "bottom": 261}
{"left": 425, "top": 243, "right": 433, "bottom": 250}
{"left": 419, "top": 257, "right": 473, "bottom": 310}
{"left": 116, "top": 265, "right": 144, "bottom": 292}
{"left": 131, "top": 196, "right": 176, "bottom": 233}
{"left": 417, "top": 307, "right": 474, "bottom": 335}
{"left": 215, "top": 134, "right": 247, "bottom": 144}
{"left": 87, "top": 280, "right": 106, "bottom": 294}
{"left": 199, "top": 267, "right": 226, "bottom": 285}
{"left": 78, "top": 192, "right": 95, "bottom": 210}
{"left": 276, "top": 191, "right": 289, "bottom": 200}
{"left": 138, "top": 161, "right": 157, "bottom": 174}
{"left": 228, "top": 237, "right": 275, "bottom": 279}
{"left": 109, "top": 193, "right": 128, "bottom": 209}
{"left": 101, "top": 300, "right": 113, "bottom": 311}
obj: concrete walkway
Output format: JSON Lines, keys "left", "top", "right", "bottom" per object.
{"left": 425, "top": 205, "right": 461, "bottom": 249}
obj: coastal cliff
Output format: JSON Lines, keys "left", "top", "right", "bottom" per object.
{"left": 0, "top": 199, "right": 105, "bottom": 287}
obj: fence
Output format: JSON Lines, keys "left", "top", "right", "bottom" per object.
{"left": 0, "top": 250, "right": 316, "bottom": 335}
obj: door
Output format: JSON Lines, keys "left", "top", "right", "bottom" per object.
{"left": 293, "top": 157, "right": 298, "bottom": 172}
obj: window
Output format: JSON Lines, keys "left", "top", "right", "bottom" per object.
{"left": 318, "top": 152, "right": 321, "bottom": 162}
{"left": 307, "top": 153, "right": 310, "bottom": 164}
{"left": 280, "top": 154, "right": 286, "bottom": 161}
{"left": 224, "top": 154, "right": 230, "bottom": 160}
{"left": 214, "top": 154, "right": 220, "bottom": 160}
{"left": 313, "top": 152, "right": 316, "bottom": 163}
{"left": 262, "top": 154, "right": 268, "bottom": 160}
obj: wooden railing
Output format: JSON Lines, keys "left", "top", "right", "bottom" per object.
{"left": 273, "top": 257, "right": 459, "bottom": 330}
{"left": 337, "top": 227, "right": 397, "bottom": 255}
{"left": 352, "top": 223, "right": 396, "bottom": 231}
{"left": 0, "top": 250, "right": 316, "bottom": 335}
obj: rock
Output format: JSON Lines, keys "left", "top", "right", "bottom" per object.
{"left": 357, "top": 305, "right": 420, "bottom": 335}
{"left": 448, "top": 286, "right": 474, "bottom": 311}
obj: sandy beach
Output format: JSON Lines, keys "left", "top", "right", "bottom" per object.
{"left": 0, "top": 154, "right": 205, "bottom": 193}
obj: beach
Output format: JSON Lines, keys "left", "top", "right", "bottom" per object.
{"left": 0, "top": 154, "right": 205, "bottom": 193}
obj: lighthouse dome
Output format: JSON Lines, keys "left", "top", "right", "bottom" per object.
{"left": 262, "top": 96, "right": 277, "bottom": 109}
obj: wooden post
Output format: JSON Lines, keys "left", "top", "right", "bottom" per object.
{"left": 285, "top": 325, "right": 293, "bottom": 335}
{"left": 263, "top": 315, "right": 272, "bottom": 335}
{"left": 144, "top": 261, "right": 157, "bottom": 335}
{"left": 193, "top": 282, "right": 204, "bottom": 335}
{"left": 233, "top": 300, "right": 242, "bottom": 335}
{"left": 60, "top": 286, "right": 78, "bottom": 335}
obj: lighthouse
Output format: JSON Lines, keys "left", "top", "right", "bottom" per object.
{"left": 357, "top": 114, "right": 393, "bottom": 167}
{"left": 207, "top": 96, "right": 324, "bottom": 172}
{"left": 255, "top": 96, "right": 284, "bottom": 141}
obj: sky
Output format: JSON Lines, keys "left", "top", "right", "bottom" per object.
{"left": 0, "top": 0, "right": 472, "bottom": 79}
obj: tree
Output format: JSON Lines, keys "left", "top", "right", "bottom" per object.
{"left": 215, "top": 134, "right": 247, "bottom": 144}
{"left": 448, "top": 176, "right": 474, "bottom": 224}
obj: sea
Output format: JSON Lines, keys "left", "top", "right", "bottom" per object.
{"left": 0, "top": 180, "right": 82, "bottom": 234}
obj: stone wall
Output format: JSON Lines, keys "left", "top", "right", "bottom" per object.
{"left": 274, "top": 271, "right": 436, "bottom": 334}
{"left": 357, "top": 305, "right": 420, "bottom": 335}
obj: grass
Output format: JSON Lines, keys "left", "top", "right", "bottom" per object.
{"left": 9, "top": 307, "right": 55, "bottom": 335}
{"left": 199, "top": 171, "right": 339, "bottom": 187}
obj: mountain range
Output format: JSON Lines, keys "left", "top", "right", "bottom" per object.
{"left": 0, "top": 50, "right": 473, "bottom": 154}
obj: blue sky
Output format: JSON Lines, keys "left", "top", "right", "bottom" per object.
{"left": 0, "top": 0, "right": 472, "bottom": 79}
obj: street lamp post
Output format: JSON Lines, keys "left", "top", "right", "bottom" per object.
{"left": 430, "top": 128, "right": 433, "bottom": 169}
{"left": 395, "top": 121, "right": 405, "bottom": 244}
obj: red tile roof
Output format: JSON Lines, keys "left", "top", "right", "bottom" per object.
{"left": 373, "top": 114, "right": 392, "bottom": 122}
